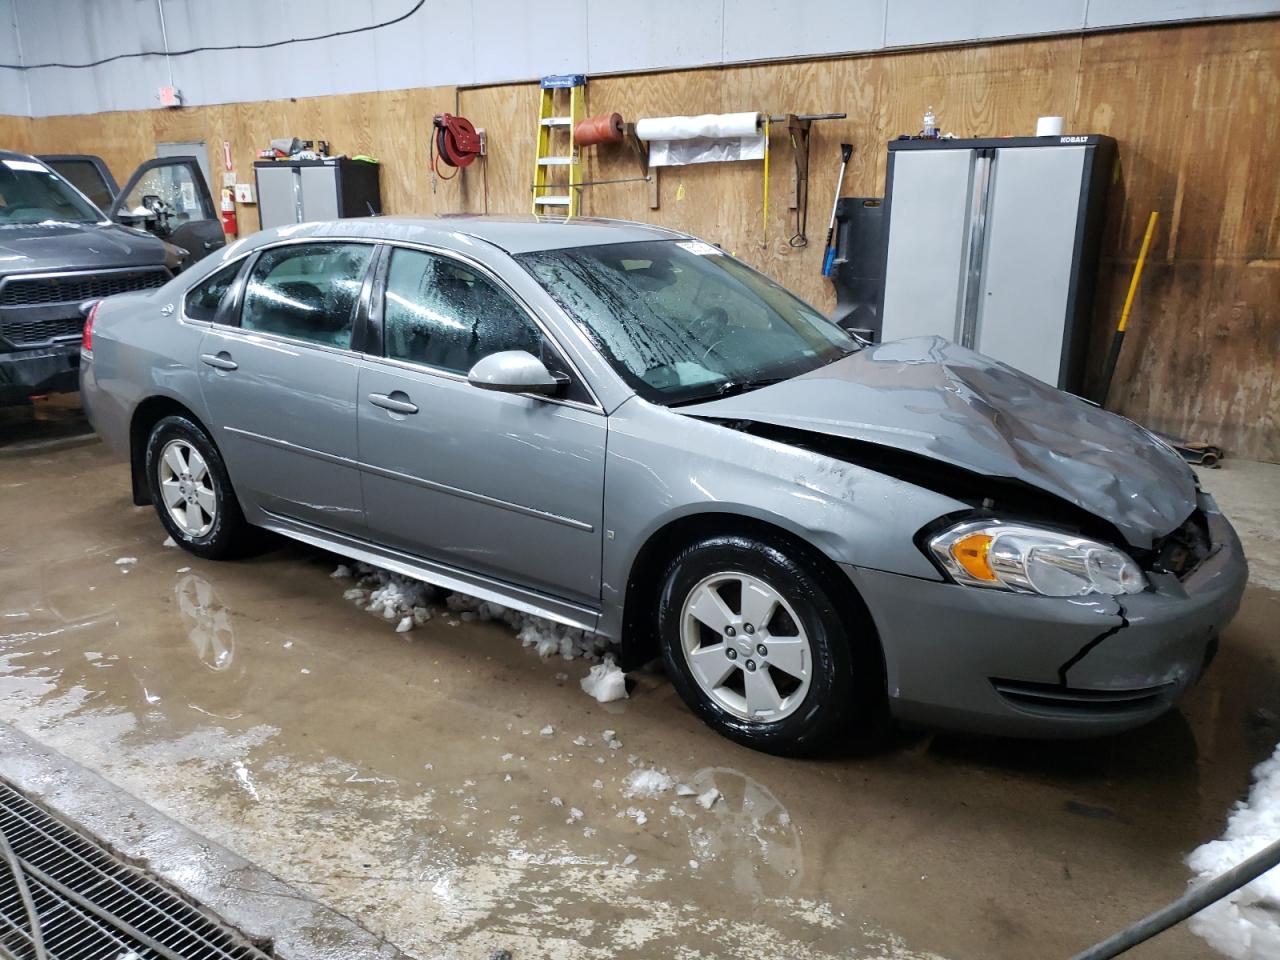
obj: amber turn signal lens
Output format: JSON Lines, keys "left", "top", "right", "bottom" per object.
{"left": 951, "top": 533, "right": 996, "bottom": 581}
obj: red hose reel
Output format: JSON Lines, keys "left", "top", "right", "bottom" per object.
{"left": 431, "top": 113, "right": 483, "bottom": 179}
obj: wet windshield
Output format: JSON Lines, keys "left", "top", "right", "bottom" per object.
{"left": 0, "top": 157, "right": 103, "bottom": 225}
{"left": 517, "top": 239, "right": 858, "bottom": 405}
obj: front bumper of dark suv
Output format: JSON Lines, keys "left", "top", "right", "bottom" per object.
{"left": 0, "top": 342, "right": 82, "bottom": 405}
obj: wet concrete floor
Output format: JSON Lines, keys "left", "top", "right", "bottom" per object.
{"left": 2, "top": 418, "right": 1278, "bottom": 959}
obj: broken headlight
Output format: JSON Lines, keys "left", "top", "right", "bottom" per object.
{"left": 928, "top": 520, "right": 1147, "bottom": 597}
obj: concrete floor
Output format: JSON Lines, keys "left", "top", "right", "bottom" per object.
{"left": 2, "top": 399, "right": 1278, "bottom": 960}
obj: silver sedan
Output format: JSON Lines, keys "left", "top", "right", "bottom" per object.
{"left": 80, "top": 216, "right": 1247, "bottom": 754}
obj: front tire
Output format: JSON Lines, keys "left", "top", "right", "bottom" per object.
{"left": 145, "top": 414, "right": 251, "bottom": 560}
{"left": 657, "top": 534, "right": 885, "bottom": 756}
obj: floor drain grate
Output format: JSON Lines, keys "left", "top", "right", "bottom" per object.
{"left": 0, "top": 779, "right": 272, "bottom": 960}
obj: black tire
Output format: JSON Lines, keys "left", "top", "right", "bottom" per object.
{"left": 657, "top": 533, "right": 886, "bottom": 756}
{"left": 144, "top": 414, "right": 253, "bottom": 560}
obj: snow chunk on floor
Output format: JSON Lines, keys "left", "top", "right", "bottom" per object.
{"left": 162, "top": 536, "right": 177, "bottom": 548}
{"left": 539, "top": 724, "right": 554, "bottom": 736}
{"left": 1186, "top": 742, "right": 1280, "bottom": 959}
{"left": 624, "top": 767, "right": 674, "bottom": 798}
{"left": 330, "top": 564, "right": 352, "bottom": 579}
{"left": 114, "top": 557, "right": 137, "bottom": 565}
{"left": 696, "top": 787, "right": 721, "bottom": 810}
{"left": 581, "top": 655, "right": 628, "bottom": 703}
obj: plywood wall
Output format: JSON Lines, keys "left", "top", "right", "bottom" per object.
{"left": 4, "top": 18, "right": 1277, "bottom": 461}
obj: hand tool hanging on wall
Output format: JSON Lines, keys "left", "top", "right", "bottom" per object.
{"left": 822, "top": 144, "right": 854, "bottom": 276}
{"left": 430, "top": 113, "right": 483, "bottom": 189}
{"left": 765, "top": 112, "right": 847, "bottom": 247}
{"left": 1098, "top": 210, "right": 1158, "bottom": 406}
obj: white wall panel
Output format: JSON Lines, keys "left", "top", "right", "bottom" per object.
{"left": 1085, "top": 0, "right": 1279, "bottom": 26}
{"left": 0, "top": 0, "right": 30, "bottom": 115}
{"left": 474, "top": 0, "right": 588, "bottom": 82}
{"left": 722, "top": 0, "right": 885, "bottom": 62}
{"left": 884, "top": 0, "right": 981, "bottom": 47}
{"left": 586, "top": 0, "right": 723, "bottom": 75}
{"left": 5, "top": 0, "right": 1279, "bottom": 118}
{"left": 976, "top": 0, "right": 1089, "bottom": 39}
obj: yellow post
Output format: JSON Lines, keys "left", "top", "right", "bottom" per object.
{"left": 761, "top": 116, "right": 770, "bottom": 243}
{"left": 1118, "top": 211, "right": 1159, "bottom": 333}
{"left": 1099, "top": 210, "right": 1159, "bottom": 406}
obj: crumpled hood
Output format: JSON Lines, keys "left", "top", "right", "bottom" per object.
{"left": 679, "top": 336, "right": 1197, "bottom": 549}
{"left": 0, "top": 221, "right": 167, "bottom": 274}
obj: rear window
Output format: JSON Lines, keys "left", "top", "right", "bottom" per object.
{"left": 184, "top": 261, "right": 242, "bottom": 323}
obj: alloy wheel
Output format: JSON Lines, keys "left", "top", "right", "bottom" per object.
{"left": 679, "top": 571, "right": 812, "bottom": 723}
{"left": 157, "top": 439, "right": 216, "bottom": 538}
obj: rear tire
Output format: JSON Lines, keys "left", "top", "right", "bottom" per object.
{"left": 145, "top": 414, "right": 252, "bottom": 560}
{"left": 657, "top": 533, "right": 886, "bottom": 756}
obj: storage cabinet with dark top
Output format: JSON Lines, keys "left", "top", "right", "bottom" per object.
{"left": 876, "top": 135, "right": 1115, "bottom": 394}
{"left": 253, "top": 158, "right": 381, "bottom": 230}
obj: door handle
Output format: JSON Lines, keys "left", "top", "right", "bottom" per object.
{"left": 200, "top": 352, "right": 238, "bottom": 371}
{"left": 203, "top": 240, "right": 220, "bottom": 250}
{"left": 368, "top": 392, "right": 418, "bottom": 415}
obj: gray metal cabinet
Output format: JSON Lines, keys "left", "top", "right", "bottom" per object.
{"left": 878, "top": 135, "right": 1115, "bottom": 393}
{"left": 253, "top": 159, "right": 381, "bottom": 230}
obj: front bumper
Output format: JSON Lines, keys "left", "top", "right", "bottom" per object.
{"left": 0, "top": 342, "right": 82, "bottom": 405}
{"left": 848, "top": 495, "right": 1248, "bottom": 738}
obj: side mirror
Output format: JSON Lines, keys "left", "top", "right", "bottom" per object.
{"left": 467, "top": 350, "right": 562, "bottom": 396}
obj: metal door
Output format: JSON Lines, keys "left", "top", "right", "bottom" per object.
{"left": 195, "top": 241, "right": 377, "bottom": 535}
{"left": 879, "top": 148, "right": 976, "bottom": 342}
{"left": 300, "top": 166, "right": 340, "bottom": 221}
{"left": 157, "top": 141, "right": 213, "bottom": 201}
{"left": 356, "top": 361, "right": 606, "bottom": 608}
{"left": 975, "top": 146, "right": 1087, "bottom": 386}
{"left": 255, "top": 166, "right": 299, "bottom": 229}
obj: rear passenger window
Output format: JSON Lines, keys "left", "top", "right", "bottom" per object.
{"left": 240, "top": 242, "right": 372, "bottom": 348}
{"left": 382, "top": 248, "right": 542, "bottom": 374}
{"left": 184, "top": 261, "right": 241, "bottom": 323}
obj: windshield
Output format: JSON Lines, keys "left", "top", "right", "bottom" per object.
{"left": 0, "top": 157, "right": 104, "bottom": 225}
{"left": 517, "top": 239, "right": 857, "bottom": 405}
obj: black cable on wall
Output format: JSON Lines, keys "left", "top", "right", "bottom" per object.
{"left": 0, "top": 0, "right": 427, "bottom": 70}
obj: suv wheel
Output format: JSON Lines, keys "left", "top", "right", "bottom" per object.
{"left": 145, "top": 415, "right": 251, "bottom": 560}
{"left": 657, "top": 534, "right": 884, "bottom": 755}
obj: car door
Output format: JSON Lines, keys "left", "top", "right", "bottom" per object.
{"left": 36, "top": 154, "right": 119, "bottom": 211}
{"left": 357, "top": 244, "right": 606, "bottom": 611}
{"left": 196, "top": 240, "right": 377, "bottom": 537}
{"left": 108, "top": 157, "right": 225, "bottom": 267}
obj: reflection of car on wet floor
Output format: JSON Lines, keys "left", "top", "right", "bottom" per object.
{"left": 2, "top": 559, "right": 246, "bottom": 714}
{"left": 79, "top": 215, "right": 1248, "bottom": 755}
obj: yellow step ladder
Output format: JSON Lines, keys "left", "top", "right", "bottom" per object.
{"left": 532, "top": 74, "right": 586, "bottom": 216}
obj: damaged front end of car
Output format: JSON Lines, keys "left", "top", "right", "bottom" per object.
{"left": 678, "top": 337, "right": 1248, "bottom": 737}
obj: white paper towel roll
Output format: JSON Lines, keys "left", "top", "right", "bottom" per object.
{"left": 635, "top": 112, "right": 764, "bottom": 142}
{"left": 1036, "top": 116, "right": 1064, "bottom": 136}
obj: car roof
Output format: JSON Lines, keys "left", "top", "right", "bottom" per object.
{"left": 261, "top": 214, "right": 691, "bottom": 255}
{"left": 0, "top": 149, "right": 40, "bottom": 163}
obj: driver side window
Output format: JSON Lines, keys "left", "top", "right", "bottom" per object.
{"left": 240, "top": 242, "right": 373, "bottom": 349}
{"left": 119, "top": 162, "right": 213, "bottom": 224}
{"left": 382, "top": 248, "right": 543, "bottom": 375}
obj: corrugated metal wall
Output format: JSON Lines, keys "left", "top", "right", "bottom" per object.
{"left": 2, "top": 0, "right": 1278, "bottom": 117}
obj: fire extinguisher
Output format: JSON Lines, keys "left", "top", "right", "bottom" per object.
{"left": 220, "top": 188, "right": 238, "bottom": 237}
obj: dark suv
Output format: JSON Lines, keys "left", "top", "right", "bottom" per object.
{"left": 0, "top": 150, "right": 224, "bottom": 406}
